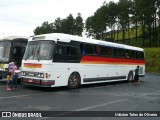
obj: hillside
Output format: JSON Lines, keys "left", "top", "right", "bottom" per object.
{"left": 144, "top": 48, "right": 160, "bottom": 74}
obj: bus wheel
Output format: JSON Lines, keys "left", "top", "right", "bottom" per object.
{"left": 127, "top": 71, "right": 133, "bottom": 82}
{"left": 68, "top": 72, "right": 80, "bottom": 89}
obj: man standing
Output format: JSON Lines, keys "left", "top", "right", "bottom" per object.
{"left": 134, "top": 66, "right": 140, "bottom": 85}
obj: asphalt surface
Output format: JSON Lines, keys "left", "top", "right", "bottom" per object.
{"left": 0, "top": 73, "right": 160, "bottom": 120}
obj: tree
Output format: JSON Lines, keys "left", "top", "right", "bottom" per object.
{"left": 108, "top": 1, "right": 118, "bottom": 40}
{"left": 60, "top": 14, "right": 83, "bottom": 35}
{"left": 53, "top": 17, "right": 62, "bottom": 33}
{"left": 57, "top": 14, "right": 75, "bottom": 34}
{"left": 92, "top": 4, "right": 109, "bottom": 39}
{"left": 118, "top": 0, "right": 131, "bottom": 43}
{"left": 85, "top": 16, "right": 94, "bottom": 37}
{"left": 75, "top": 13, "right": 84, "bottom": 36}
{"left": 131, "top": 0, "right": 139, "bottom": 42}
{"left": 34, "top": 21, "right": 54, "bottom": 35}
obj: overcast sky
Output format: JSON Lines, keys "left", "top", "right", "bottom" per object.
{"left": 0, "top": 0, "right": 118, "bottom": 37}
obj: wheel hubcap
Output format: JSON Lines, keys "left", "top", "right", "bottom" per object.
{"left": 70, "top": 74, "right": 78, "bottom": 85}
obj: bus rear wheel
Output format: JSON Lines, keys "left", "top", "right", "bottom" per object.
{"left": 127, "top": 71, "right": 134, "bottom": 83}
{"left": 68, "top": 72, "right": 80, "bottom": 89}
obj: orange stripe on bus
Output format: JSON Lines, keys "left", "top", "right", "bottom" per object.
{"left": 24, "top": 63, "right": 42, "bottom": 68}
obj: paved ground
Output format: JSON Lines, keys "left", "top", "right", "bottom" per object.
{"left": 0, "top": 74, "right": 160, "bottom": 120}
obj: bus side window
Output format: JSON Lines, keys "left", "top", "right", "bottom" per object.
{"left": 127, "top": 50, "right": 135, "bottom": 59}
{"left": 114, "top": 48, "right": 124, "bottom": 58}
{"left": 80, "top": 44, "right": 85, "bottom": 55}
{"left": 96, "top": 46, "right": 101, "bottom": 56}
{"left": 66, "top": 46, "right": 78, "bottom": 61}
{"left": 84, "top": 44, "right": 96, "bottom": 56}
{"left": 136, "top": 51, "right": 144, "bottom": 59}
{"left": 125, "top": 53, "right": 129, "bottom": 58}
{"left": 54, "top": 44, "right": 66, "bottom": 61}
{"left": 58, "top": 45, "right": 65, "bottom": 55}
{"left": 100, "top": 46, "right": 109, "bottom": 57}
{"left": 107, "top": 47, "right": 112, "bottom": 57}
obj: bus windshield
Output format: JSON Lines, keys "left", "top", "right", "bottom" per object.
{"left": 24, "top": 40, "right": 54, "bottom": 60}
{"left": 0, "top": 41, "right": 11, "bottom": 62}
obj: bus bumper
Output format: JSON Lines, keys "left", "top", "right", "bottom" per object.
{"left": 21, "top": 77, "right": 55, "bottom": 87}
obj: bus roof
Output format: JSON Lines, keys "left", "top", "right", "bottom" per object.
{"left": 0, "top": 36, "right": 28, "bottom": 41}
{"left": 30, "top": 33, "right": 143, "bottom": 51}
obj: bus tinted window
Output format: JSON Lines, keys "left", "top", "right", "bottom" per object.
{"left": 54, "top": 44, "right": 79, "bottom": 62}
{"left": 66, "top": 46, "right": 78, "bottom": 60}
{"left": 100, "top": 46, "right": 112, "bottom": 57}
{"left": 114, "top": 48, "right": 124, "bottom": 57}
{"left": 96, "top": 46, "right": 101, "bottom": 55}
{"left": 55, "top": 44, "right": 66, "bottom": 60}
{"left": 84, "top": 44, "right": 96, "bottom": 55}
{"left": 136, "top": 51, "right": 144, "bottom": 59}
{"left": 126, "top": 50, "right": 136, "bottom": 59}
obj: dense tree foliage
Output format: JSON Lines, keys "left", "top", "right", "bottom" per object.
{"left": 34, "top": 21, "right": 54, "bottom": 35}
{"left": 34, "top": 13, "right": 83, "bottom": 36}
{"left": 85, "top": 0, "right": 160, "bottom": 47}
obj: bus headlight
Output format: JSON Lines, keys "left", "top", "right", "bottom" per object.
{"left": 38, "top": 73, "right": 41, "bottom": 78}
{"left": 38, "top": 73, "right": 44, "bottom": 78}
{"left": 21, "top": 71, "right": 26, "bottom": 76}
{"left": 40, "top": 73, "right": 44, "bottom": 78}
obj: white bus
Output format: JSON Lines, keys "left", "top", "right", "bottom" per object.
{"left": 21, "top": 33, "right": 145, "bottom": 88}
{"left": 0, "top": 36, "right": 28, "bottom": 80}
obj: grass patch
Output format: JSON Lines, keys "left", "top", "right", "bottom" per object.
{"left": 107, "top": 27, "right": 142, "bottom": 40}
{"left": 144, "top": 48, "right": 160, "bottom": 73}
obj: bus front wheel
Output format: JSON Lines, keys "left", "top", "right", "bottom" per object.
{"left": 68, "top": 72, "right": 80, "bottom": 89}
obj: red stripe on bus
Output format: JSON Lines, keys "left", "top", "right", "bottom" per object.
{"left": 80, "top": 56, "right": 145, "bottom": 65}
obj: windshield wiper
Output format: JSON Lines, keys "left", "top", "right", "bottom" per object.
{"left": 37, "top": 47, "right": 40, "bottom": 61}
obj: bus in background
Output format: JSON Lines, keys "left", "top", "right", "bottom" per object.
{"left": 0, "top": 36, "right": 28, "bottom": 80}
{"left": 21, "top": 33, "right": 145, "bottom": 89}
